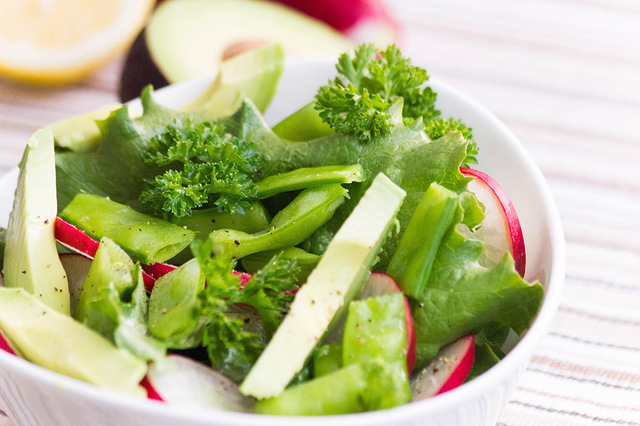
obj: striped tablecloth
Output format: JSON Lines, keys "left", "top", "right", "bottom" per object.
{"left": 0, "top": 0, "right": 639, "bottom": 424}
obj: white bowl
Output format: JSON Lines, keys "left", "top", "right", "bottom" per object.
{"left": 0, "top": 59, "right": 564, "bottom": 426}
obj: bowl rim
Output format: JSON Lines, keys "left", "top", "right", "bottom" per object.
{"left": 0, "top": 58, "right": 565, "bottom": 425}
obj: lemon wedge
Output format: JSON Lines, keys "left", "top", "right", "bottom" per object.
{"left": 0, "top": 0, "right": 154, "bottom": 85}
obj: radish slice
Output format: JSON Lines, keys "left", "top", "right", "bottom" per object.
{"left": 59, "top": 253, "right": 92, "bottom": 314}
{"left": 460, "top": 168, "right": 526, "bottom": 276}
{"left": 55, "top": 217, "right": 254, "bottom": 292}
{"left": 360, "top": 272, "right": 416, "bottom": 374}
{"left": 271, "top": 0, "right": 398, "bottom": 45}
{"left": 146, "top": 354, "right": 255, "bottom": 412}
{"left": 142, "top": 262, "right": 177, "bottom": 279}
{"left": 54, "top": 217, "right": 99, "bottom": 258}
{"left": 410, "top": 334, "right": 475, "bottom": 400}
{"left": 140, "top": 376, "right": 164, "bottom": 402}
{"left": 55, "top": 217, "right": 169, "bottom": 291}
{"left": 0, "top": 331, "right": 16, "bottom": 356}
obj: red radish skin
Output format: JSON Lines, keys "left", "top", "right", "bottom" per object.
{"left": 141, "top": 376, "right": 165, "bottom": 402}
{"left": 0, "top": 332, "right": 15, "bottom": 356}
{"left": 410, "top": 335, "right": 475, "bottom": 400}
{"left": 55, "top": 217, "right": 253, "bottom": 292}
{"left": 271, "top": 0, "right": 397, "bottom": 44}
{"left": 55, "top": 217, "right": 160, "bottom": 290}
{"left": 146, "top": 355, "right": 254, "bottom": 411}
{"left": 460, "top": 168, "right": 526, "bottom": 277}
{"left": 54, "top": 217, "right": 99, "bottom": 258}
{"left": 362, "top": 272, "right": 417, "bottom": 374}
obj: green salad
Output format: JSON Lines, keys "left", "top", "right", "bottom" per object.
{"left": 0, "top": 43, "right": 543, "bottom": 415}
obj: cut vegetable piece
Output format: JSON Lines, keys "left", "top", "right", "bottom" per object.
{"left": 342, "top": 293, "right": 411, "bottom": 409}
{"left": 272, "top": 101, "right": 334, "bottom": 141}
{"left": 182, "top": 43, "right": 284, "bottom": 117}
{"left": 59, "top": 253, "right": 92, "bottom": 315}
{"left": 147, "top": 355, "right": 255, "bottom": 412}
{"left": 387, "top": 182, "right": 458, "bottom": 300}
{"left": 271, "top": 0, "right": 397, "bottom": 46}
{"left": 360, "top": 272, "right": 416, "bottom": 374}
{"left": 242, "top": 247, "right": 320, "bottom": 284}
{"left": 343, "top": 293, "right": 407, "bottom": 365}
{"left": 460, "top": 168, "right": 526, "bottom": 276}
{"left": 168, "top": 202, "right": 270, "bottom": 237}
{"left": 60, "top": 193, "right": 195, "bottom": 264}
{"left": 3, "top": 128, "right": 70, "bottom": 314}
{"left": 148, "top": 259, "right": 204, "bottom": 348}
{"left": 140, "top": 376, "right": 164, "bottom": 402}
{"left": 0, "top": 330, "right": 15, "bottom": 355}
{"left": 55, "top": 217, "right": 157, "bottom": 291}
{"left": 55, "top": 217, "right": 100, "bottom": 258}
{"left": 73, "top": 237, "right": 136, "bottom": 323}
{"left": 254, "top": 363, "right": 366, "bottom": 415}
{"left": 255, "top": 164, "right": 365, "bottom": 199}
{"left": 410, "top": 334, "right": 475, "bottom": 400}
{"left": 210, "top": 184, "right": 347, "bottom": 259}
{"left": 141, "top": 262, "right": 177, "bottom": 280}
{"left": 0, "top": 287, "right": 147, "bottom": 396}
{"left": 240, "top": 173, "right": 406, "bottom": 399}
{"left": 49, "top": 103, "right": 122, "bottom": 153}
{"left": 73, "top": 239, "right": 166, "bottom": 362}
{"left": 0, "top": 0, "right": 154, "bottom": 85}
{"left": 313, "top": 343, "right": 342, "bottom": 377}
{"left": 145, "top": 0, "right": 351, "bottom": 83}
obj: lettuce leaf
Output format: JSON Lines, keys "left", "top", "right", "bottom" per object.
{"left": 410, "top": 227, "right": 544, "bottom": 369}
{"left": 233, "top": 100, "right": 472, "bottom": 268}
{"left": 55, "top": 87, "right": 217, "bottom": 212}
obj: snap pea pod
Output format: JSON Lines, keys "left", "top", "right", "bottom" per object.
{"left": 209, "top": 184, "right": 347, "bottom": 259}
{"left": 74, "top": 237, "right": 136, "bottom": 323}
{"left": 241, "top": 247, "right": 320, "bottom": 284}
{"left": 313, "top": 343, "right": 342, "bottom": 378}
{"left": 74, "top": 237, "right": 166, "bottom": 362}
{"left": 342, "top": 293, "right": 411, "bottom": 410}
{"left": 254, "top": 363, "right": 367, "bottom": 415}
{"left": 255, "top": 164, "right": 364, "bottom": 199}
{"left": 148, "top": 258, "right": 204, "bottom": 348}
{"left": 271, "top": 101, "right": 334, "bottom": 142}
{"left": 168, "top": 201, "right": 270, "bottom": 238}
{"left": 60, "top": 193, "right": 195, "bottom": 265}
{"left": 343, "top": 293, "right": 408, "bottom": 365}
{"left": 386, "top": 183, "right": 458, "bottom": 300}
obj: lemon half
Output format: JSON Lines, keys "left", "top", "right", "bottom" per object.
{"left": 0, "top": 0, "right": 154, "bottom": 85}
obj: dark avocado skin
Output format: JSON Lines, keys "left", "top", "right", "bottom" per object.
{"left": 119, "top": 30, "right": 169, "bottom": 103}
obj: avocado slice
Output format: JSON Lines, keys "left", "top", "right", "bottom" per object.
{"left": 0, "top": 287, "right": 147, "bottom": 396}
{"left": 3, "top": 128, "right": 70, "bottom": 314}
{"left": 145, "top": 0, "right": 352, "bottom": 83}
{"left": 182, "top": 43, "right": 285, "bottom": 117}
{"left": 49, "top": 103, "right": 122, "bottom": 153}
{"left": 240, "top": 173, "right": 406, "bottom": 399}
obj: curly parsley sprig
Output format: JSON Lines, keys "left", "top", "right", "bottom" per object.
{"left": 140, "top": 120, "right": 260, "bottom": 217}
{"left": 315, "top": 43, "right": 478, "bottom": 166}
{"left": 191, "top": 239, "right": 299, "bottom": 381}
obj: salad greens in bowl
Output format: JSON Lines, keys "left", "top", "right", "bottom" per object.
{"left": 0, "top": 44, "right": 564, "bottom": 425}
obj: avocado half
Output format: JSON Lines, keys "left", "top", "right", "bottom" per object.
{"left": 119, "top": 0, "right": 352, "bottom": 102}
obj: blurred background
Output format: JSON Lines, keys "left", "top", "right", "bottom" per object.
{"left": 1, "top": 1, "right": 640, "bottom": 425}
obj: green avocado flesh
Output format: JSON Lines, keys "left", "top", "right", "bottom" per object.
{"left": 145, "top": 0, "right": 351, "bottom": 83}
{"left": 0, "top": 288, "right": 147, "bottom": 396}
{"left": 240, "top": 173, "right": 406, "bottom": 399}
{"left": 3, "top": 128, "right": 70, "bottom": 314}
